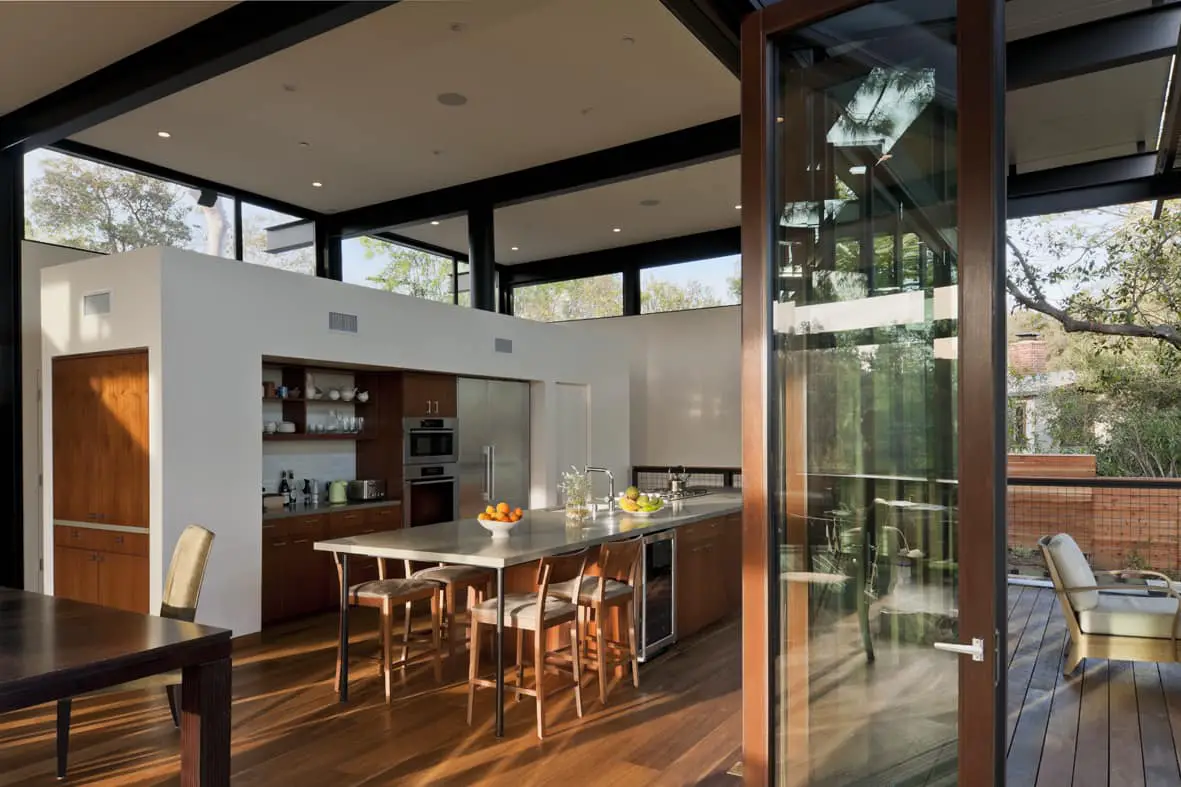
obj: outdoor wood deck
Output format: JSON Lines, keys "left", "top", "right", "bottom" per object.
{"left": 1007, "top": 584, "right": 1181, "bottom": 787}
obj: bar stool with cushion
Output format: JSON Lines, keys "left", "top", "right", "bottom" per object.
{"left": 466, "top": 549, "right": 588, "bottom": 739}
{"left": 56, "top": 524, "right": 215, "bottom": 780}
{"left": 333, "top": 555, "right": 444, "bottom": 703}
{"left": 406, "top": 561, "right": 494, "bottom": 660}
{"left": 549, "top": 537, "right": 643, "bottom": 705}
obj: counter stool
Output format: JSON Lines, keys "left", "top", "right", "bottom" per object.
{"left": 334, "top": 555, "right": 443, "bottom": 703}
{"left": 549, "top": 537, "right": 642, "bottom": 706}
{"left": 407, "top": 561, "right": 494, "bottom": 661}
{"left": 466, "top": 549, "right": 588, "bottom": 739}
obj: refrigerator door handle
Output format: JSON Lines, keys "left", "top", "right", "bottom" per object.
{"left": 489, "top": 444, "right": 496, "bottom": 501}
{"left": 482, "top": 446, "right": 492, "bottom": 502}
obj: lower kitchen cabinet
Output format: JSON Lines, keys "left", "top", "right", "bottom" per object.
{"left": 675, "top": 515, "right": 741, "bottom": 640}
{"left": 53, "top": 526, "right": 150, "bottom": 614}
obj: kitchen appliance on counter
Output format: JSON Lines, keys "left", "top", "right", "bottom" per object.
{"left": 668, "top": 466, "right": 691, "bottom": 495}
{"left": 638, "top": 530, "right": 677, "bottom": 661}
{"left": 347, "top": 480, "right": 386, "bottom": 501}
{"left": 457, "top": 378, "right": 530, "bottom": 517}
{"left": 403, "top": 417, "right": 458, "bottom": 465}
{"left": 328, "top": 480, "right": 349, "bottom": 505}
{"left": 404, "top": 464, "right": 459, "bottom": 527}
{"left": 659, "top": 487, "right": 712, "bottom": 502}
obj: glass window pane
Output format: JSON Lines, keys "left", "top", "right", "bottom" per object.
{"left": 770, "top": 3, "right": 960, "bottom": 785}
{"left": 341, "top": 236, "right": 455, "bottom": 303}
{"left": 24, "top": 148, "right": 234, "bottom": 257}
{"left": 241, "top": 203, "right": 315, "bottom": 274}
{"left": 512, "top": 274, "right": 623, "bottom": 322}
{"left": 639, "top": 255, "right": 741, "bottom": 314}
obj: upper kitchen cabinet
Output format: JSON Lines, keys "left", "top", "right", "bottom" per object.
{"left": 52, "top": 350, "right": 149, "bottom": 528}
{"left": 402, "top": 373, "right": 457, "bottom": 418}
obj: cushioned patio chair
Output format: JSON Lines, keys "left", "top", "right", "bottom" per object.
{"left": 1039, "top": 533, "right": 1181, "bottom": 675}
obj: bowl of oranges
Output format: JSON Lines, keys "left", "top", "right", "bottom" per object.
{"left": 477, "top": 502, "right": 524, "bottom": 539}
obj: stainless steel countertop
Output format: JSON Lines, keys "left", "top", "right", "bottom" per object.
{"left": 263, "top": 498, "right": 402, "bottom": 522}
{"left": 314, "top": 494, "right": 742, "bottom": 568}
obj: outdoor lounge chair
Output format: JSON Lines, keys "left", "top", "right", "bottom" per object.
{"left": 1039, "top": 533, "right": 1181, "bottom": 675}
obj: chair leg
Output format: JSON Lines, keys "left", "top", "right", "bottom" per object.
{"left": 1064, "top": 642, "right": 1083, "bottom": 677}
{"left": 383, "top": 599, "right": 394, "bottom": 704}
{"left": 166, "top": 683, "right": 181, "bottom": 728}
{"left": 431, "top": 592, "right": 443, "bottom": 683}
{"left": 534, "top": 628, "right": 546, "bottom": 740}
{"left": 401, "top": 601, "right": 413, "bottom": 667}
{"left": 56, "top": 698, "right": 71, "bottom": 780}
{"left": 626, "top": 599, "right": 640, "bottom": 689}
{"left": 467, "top": 621, "right": 481, "bottom": 726}
{"left": 515, "top": 628, "right": 525, "bottom": 702}
{"left": 570, "top": 620, "right": 584, "bottom": 719}
{"left": 446, "top": 586, "right": 457, "bottom": 662}
{"left": 595, "top": 605, "right": 608, "bottom": 706}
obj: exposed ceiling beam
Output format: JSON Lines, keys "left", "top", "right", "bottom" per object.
{"left": 1008, "top": 4, "right": 1181, "bottom": 91}
{"left": 331, "top": 116, "right": 740, "bottom": 236}
{"left": 505, "top": 227, "right": 740, "bottom": 287}
{"left": 1008, "top": 153, "right": 1181, "bottom": 218}
{"left": 657, "top": 0, "right": 755, "bottom": 78}
{"left": 374, "top": 231, "right": 468, "bottom": 263}
{"left": 1153, "top": 25, "right": 1181, "bottom": 218}
{"left": 0, "top": 1, "right": 396, "bottom": 153}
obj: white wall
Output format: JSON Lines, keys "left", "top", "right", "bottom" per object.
{"left": 21, "top": 241, "right": 99, "bottom": 591}
{"left": 573, "top": 306, "right": 741, "bottom": 468}
{"left": 41, "top": 248, "right": 629, "bottom": 637}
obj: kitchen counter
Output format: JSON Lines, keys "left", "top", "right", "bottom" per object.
{"left": 263, "top": 498, "right": 402, "bottom": 521}
{"left": 314, "top": 493, "right": 741, "bottom": 568}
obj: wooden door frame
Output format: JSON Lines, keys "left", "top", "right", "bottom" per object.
{"left": 738, "top": 1, "right": 1007, "bottom": 784}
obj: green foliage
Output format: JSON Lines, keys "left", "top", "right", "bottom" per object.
{"left": 513, "top": 275, "right": 623, "bottom": 322}
{"left": 360, "top": 237, "right": 453, "bottom": 302}
{"left": 641, "top": 277, "right": 723, "bottom": 313}
{"left": 28, "top": 154, "right": 191, "bottom": 253}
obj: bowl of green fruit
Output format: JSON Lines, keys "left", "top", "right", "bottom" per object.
{"left": 618, "top": 486, "right": 665, "bottom": 516}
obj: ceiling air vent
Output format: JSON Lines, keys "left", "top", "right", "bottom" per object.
{"left": 494, "top": 338, "right": 513, "bottom": 354}
{"left": 83, "top": 291, "right": 111, "bottom": 316}
{"left": 328, "top": 311, "right": 358, "bottom": 334}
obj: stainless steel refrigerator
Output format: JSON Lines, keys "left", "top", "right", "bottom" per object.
{"left": 457, "top": 378, "right": 531, "bottom": 517}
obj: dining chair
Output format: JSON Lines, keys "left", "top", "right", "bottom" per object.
{"left": 466, "top": 549, "right": 588, "bottom": 739}
{"left": 406, "top": 561, "right": 493, "bottom": 661}
{"left": 333, "top": 554, "right": 444, "bottom": 703}
{"left": 548, "top": 537, "right": 643, "bottom": 705}
{"left": 56, "top": 524, "right": 215, "bottom": 780}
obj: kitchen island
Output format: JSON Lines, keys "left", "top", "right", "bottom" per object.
{"left": 315, "top": 493, "right": 742, "bottom": 735}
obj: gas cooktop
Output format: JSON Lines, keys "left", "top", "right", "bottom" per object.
{"left": 651, "top": 487, "right": 712, "bottom": 502}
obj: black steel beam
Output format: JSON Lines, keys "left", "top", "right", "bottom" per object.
{"left": 0, "top": 2, "right": 396, "bottom": 153}
{"left": 52, "top": 140, "right": 321, "bottom": 220}
{"left": 374, "top": 232, "right": 468, "bottom": 263}
{"left": 657, "top": 0, "right": 753, "bottom": 77}
{"left": 507, "top": 227, "right": 740, "bottom": 287}
{"left": 1008, "top": 153, "right": 1181, "bottom": 218}
{"left": 0, "top": 151, "right": 23, "bottom": 589}
{"left": 331, "top": 117, "right": 740, "bottom": 235}
{"left": 314, "top": 221, "right": 342, "bottom": 280}
{"left": 468, "top": 205, "right": 496, "bottom": 312}
{"left": 1008, "top": 4, "right": 1181, "bottom": 91}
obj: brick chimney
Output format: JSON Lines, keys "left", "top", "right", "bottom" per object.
{"left": 1009, "top": 332, "right": 1047, "bottom": 375}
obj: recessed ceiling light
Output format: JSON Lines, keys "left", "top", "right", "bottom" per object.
{"left": 430, "top": 221, "right": 440, "bottom": 226}
{"left": 298, "top": 141, "right": 311, "bottom": 148}
{"left": 511, "top": 246, "right": 519, "bottom": 251}
{"left": 776, "top": 116, "right": 785, "bottom": 123}
{"left": 622, "top": 35, "right": 636, "bottom": 45}
{"left": 312, "top": 181, "right": 323, "bottom": 188}
{"left": 735, "top": 204, "right": 742, "bottom": 210}
{"left": 612, "top": 227, "right": 622, "bottom": 233}
{"left": 437, "top": 92, "right": 468, "bottom": 107}
{"left": 157, "top": 131, "right": 171, "bottom": 138}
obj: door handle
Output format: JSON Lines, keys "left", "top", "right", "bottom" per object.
{"left": 482, "top": 446, "right": 491, "bottom": 501}
{"left": 489, "top": 445, "right": 496, "bottom": 500}
{"left": 934, "top": 637, "right": 984, "bottom": 662}
{"left": 426, "top": 399, "right": 431, "bottom": 414}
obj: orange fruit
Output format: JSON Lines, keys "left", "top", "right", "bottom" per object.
{"left": 496, "top": 502, "right": 510, "bottom": 515}
{"left": 485, "top": 505, "right": 496, "bottom": 515}
{"left": 514, "top": 507, "right": 523, "bottom": 517}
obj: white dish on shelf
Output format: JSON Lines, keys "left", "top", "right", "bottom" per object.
{"left": 277, "top": 422, "right": 297, "bottom": 434}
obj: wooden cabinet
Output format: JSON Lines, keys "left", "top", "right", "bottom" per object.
{"left": 675, "top": 515, "right": 741, "bottom": 640}
{"left": 53, "top": 527, "right": 149, "bottom": 613}
{"left": 402, "top": 373, "right": 457, "bottom": 418}
{"left": 53, "top": 351, "right": 149, "bottom": 528}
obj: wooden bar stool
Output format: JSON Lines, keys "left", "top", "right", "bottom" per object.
{"left": 406, "top": 561, "right": 493, "bottom": 661}
{"left": 466, "top": 549, "right": 588, "bottom": 739}
{"left": 549, "top": 537, "right": 642, "bottom": 706}
{"left": 333, "top": 554, "right": 443, "bottom": 703}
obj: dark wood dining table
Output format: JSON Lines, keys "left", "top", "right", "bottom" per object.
{"left": 0, "top": 588, "right": 232, "bottom": 786}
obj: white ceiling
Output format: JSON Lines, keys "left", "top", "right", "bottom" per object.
{"left": 1008, "top": 58, "right": 1170, "bottom": 173}
{"left": 393, "top": 155, "right": 740, "bottom": 263}
{"left": 1006, "top": 0, "right": 1151, "bottom": 40}
{"left": 0, "top": 1, "right": 232, "bottom": 115}
{"left": 71, "top": 0, "right": 738, "bottom": 214}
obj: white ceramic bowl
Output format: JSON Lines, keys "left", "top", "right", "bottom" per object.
{"left": 341, "top": 390, "right": 355, "bottom": 402}
{"left": 277, "top": 421, "right": 297, "bottom": 434}
{"left": 478, "top": 519, "right": 519, "bottom": 539}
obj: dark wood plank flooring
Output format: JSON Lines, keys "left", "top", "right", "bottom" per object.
{"left": 1007, "top": 584, "right": 1181, "bottom": 787}
{"left": 0, "top": 610, "right": 742, "bottom": 786}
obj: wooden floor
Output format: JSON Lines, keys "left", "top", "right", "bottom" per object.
{"left": 0, "top": 610, "right": 741, "bottom": 786}
{"left": 1007, "top": 584, "right": 1181, "bottom": 787}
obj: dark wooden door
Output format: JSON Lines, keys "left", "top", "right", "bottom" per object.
{"left": 53, "top": 546, "right": 98, "bottom": 603}
{"left": 52, "top": 351, "right": 149, "bottom": 527}
{"left": 402, "top": 373, "right": 457, "bottom": 417}
{"left": 97, "top": 552, "right": 150, "bottom": 613}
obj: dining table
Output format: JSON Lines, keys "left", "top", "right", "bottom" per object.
{"left": 0, "top": 588, "right": 232, "bottom": 785}
{"left": 315, "top": 494, "right": 743, "bottom": 737}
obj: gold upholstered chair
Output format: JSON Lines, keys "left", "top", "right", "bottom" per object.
{"left": 55, "top": 525, "right": 215, "bottom": 779}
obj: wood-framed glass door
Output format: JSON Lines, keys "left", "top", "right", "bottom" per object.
{"left": 739, "top": 1, "right": 1006, "bottom": 785}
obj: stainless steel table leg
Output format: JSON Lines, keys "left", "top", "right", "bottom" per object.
{"left": 339, "top": 554, "right": 350, "bottom": 703}
{"left": 495, "top": 567, "right": 505, "bottom": 737}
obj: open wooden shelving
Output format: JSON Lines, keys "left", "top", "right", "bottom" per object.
{"left": 262, "top": 433, "right": 371, "bottom": 441}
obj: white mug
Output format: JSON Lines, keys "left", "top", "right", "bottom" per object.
{"left": 265, "top": 421, "right": 277, "bottom": 434}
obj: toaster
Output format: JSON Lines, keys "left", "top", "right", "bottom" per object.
{"left": 347, "top": 480, "right": 386, "bottom": 501}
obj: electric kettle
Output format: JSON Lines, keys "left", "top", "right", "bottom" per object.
{"left": 328, "top": 480, "right": 349, "bottom": 505}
